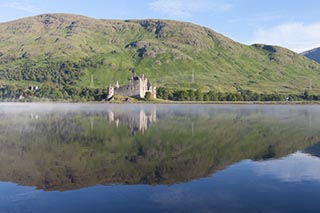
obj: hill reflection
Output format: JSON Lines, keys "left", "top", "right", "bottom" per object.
{"left": 0, "top": 104, "right": 320, "bottom": 191}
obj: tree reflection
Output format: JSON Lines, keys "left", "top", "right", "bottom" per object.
{"left": 0, "top": 104, "right": 319, "bottom": 191}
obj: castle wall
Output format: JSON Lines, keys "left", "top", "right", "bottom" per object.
{"left": 114, "top": 84, "right": 141, "bottom": 98}
{"left": 108, "top": 74, "right": 156, "bottom": 99}
{"left": 151, "top": 87, "right": 157, "bottom": 99}
{"left": 107, "top": 86, "right": 114, "bottom": 100}
{"left": 140, "top": 79, "right": 148, "bottom": 98}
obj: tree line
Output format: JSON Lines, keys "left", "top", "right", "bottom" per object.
{"left": 156, "top": 87, "right": 318, "bottom": 102}
{"left": 0, "top": 84, "right": 108, "bottom": 102}
{"left": 0, "top": 84, "right": 318, "bottom": 102}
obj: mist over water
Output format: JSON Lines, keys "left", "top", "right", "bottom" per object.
{"left": 1, "top": 103, "right": 320, "bottom": 212}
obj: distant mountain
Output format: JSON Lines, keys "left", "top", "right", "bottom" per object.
{"left": 0, "top": 13, "right": 320, "bottom": 95}
{"left": 301, "top": 47, "right": 320, "bottom": 63}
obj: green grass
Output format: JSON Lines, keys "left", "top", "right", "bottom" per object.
{"left": 0, "top": 14, "right": 320, "bottom": 95}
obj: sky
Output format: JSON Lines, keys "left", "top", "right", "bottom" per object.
{"left": 0, "top": 0, "right": 319, "bottom": 53}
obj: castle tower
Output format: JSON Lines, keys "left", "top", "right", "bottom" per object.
{"left": 115, "top": 81, "right": 120, "bottom": 89}
{"left": 139, "top": 75, "right": 148, "bottom": 98}
{"left": 147, "top": 79, "right": 152, "bottom": 90}
{"left": 107, "top": 84, "right": 114, "bottom": 100}
{"left": 152, "top": 87, "right": 157, "bottom": 99}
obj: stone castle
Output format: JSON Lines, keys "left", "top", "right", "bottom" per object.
{"left": 107, "top": 74, "right": 156, "bottom": 99}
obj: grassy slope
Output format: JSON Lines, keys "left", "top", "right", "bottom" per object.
{"left": 0, "top": 13, "right": 320, "bottom": 94}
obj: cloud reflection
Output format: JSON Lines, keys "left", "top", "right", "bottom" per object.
{"left": 253, "top": 152, "right": 320, "bottom": 182}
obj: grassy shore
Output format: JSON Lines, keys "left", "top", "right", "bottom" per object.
{"left": 2, "top": 94, "right": 320, "bottom": 105}
{"left": 142, "top": 100, "right": 320, "bottom": 105}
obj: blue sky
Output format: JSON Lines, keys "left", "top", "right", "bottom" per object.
{"left": 0, "top": 0, "right": 319, "bottom": 52}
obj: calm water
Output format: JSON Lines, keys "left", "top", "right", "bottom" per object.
{"left": 1, "top": 103, "right": 320, "bottom": 212}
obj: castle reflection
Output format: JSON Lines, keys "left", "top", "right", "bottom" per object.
{"left": 106, "top": 108, "right": 157, "bottom": 134}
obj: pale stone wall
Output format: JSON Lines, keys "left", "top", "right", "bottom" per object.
{"left": 107, "top": 74, "right": 156, "bottom": 99}
{"left": 107, "top": 85, "right": 114, "bottom": 100}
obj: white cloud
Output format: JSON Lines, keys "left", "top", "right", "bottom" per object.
{"left": 0, "top": 1, "right": 41, "bottom": 13}
{"left": 149, "top": 0, "right": 233, "bottom": 19}
{"left": 251, "top": 22, "right": 320, "bottom": 53}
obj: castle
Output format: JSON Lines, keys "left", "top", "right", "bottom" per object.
{"left": 107, "top": 74, "right": 156, "bottom": 99}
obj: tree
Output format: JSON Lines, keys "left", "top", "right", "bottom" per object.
{"left": 195, "top": 89, "right": 203, "bottom": 101}
{"left": 187, "top": 90, "right": 196, "bottom": 101}
{"left": 304, "top": 90, "right": 310, "bottom": 100}
{"left": 226, "top": 93, "right": 237, "bottom": 101}
{"left": 203, "top": 93, "right": 210, "bottom": 101}
{"left": 157, "top": 87, "right": 173, "bottom": 100}
{"left": 145, "top": 91, "right": 152, "bottom": 100}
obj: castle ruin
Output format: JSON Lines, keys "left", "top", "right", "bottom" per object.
{"left": 107, "top": 74, "right": 156, "bottom": 99}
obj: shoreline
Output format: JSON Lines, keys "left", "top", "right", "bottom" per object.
{"left": 1, "top": 100, "right": 320, "bottom": 105}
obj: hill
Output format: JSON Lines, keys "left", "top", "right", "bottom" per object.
{"left": 0, "top": 13, "right": 320, "bottom": 98}
{"left": 301, "top": 47, "right": 320, "bottom": 63}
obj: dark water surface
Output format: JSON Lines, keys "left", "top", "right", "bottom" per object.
{"left": 1, "top": 103, "right": 320, "bottom": 212}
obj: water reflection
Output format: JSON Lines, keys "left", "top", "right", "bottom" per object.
{"left": 106, "top": 108, "right": 156, "bottom": 134}
{"left": 253, "top": 152, "right": 320, "bottom": 182}
{"left": 251, "top": 142, "right": 320, "bottom": 182}
{"left": 0, "top": 104, "right": 320, "bottom": 191}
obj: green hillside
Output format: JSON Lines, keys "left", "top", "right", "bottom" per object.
{"left": 0, "top": 13, "right": 320, "bottom": 96}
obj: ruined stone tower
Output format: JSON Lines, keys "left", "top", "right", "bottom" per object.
{"left": 107, "top": 74, "right": 156, "bottom": 99}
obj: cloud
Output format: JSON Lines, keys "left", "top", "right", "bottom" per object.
{"left": 0, "top": 1, "right": 41, "bottom": 13}
{"left": 251, "top": 22, "right": 320, "bottom": 53}
{"left": 149, "top": 0, "right": 233, "bottom": 18}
